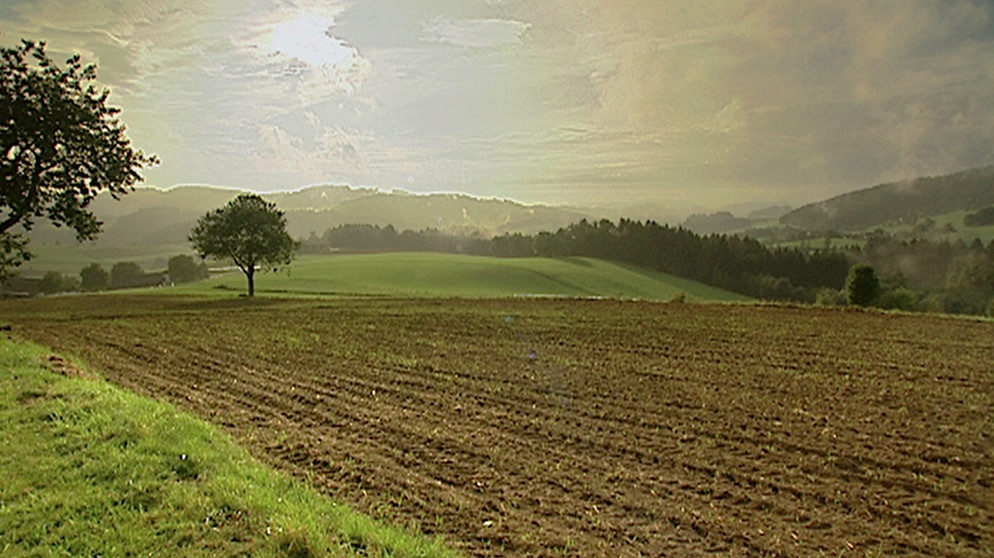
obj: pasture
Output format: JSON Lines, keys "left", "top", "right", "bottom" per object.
{"left": 2, "top": 294, "right": 992, "bottom": 556}
{"left": 178, "top": 253, "right": 750, "bottom": 302}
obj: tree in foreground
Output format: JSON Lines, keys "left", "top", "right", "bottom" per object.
{"left": 0, "top": 40, "right": 158, "bottom": 282}
{"left": 190, "top": 194, "right": 297, "bottom": 296}
{"left": 845, "top": 264, "right": 880, "bottom": 307}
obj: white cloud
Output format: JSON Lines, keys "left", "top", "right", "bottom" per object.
{"left": 237, "top": 3, "right": 373, "bottom": 106}
{"left": 420, "top": 17, "right": 530, "bottom": 48}
{"left": 252, "top": 123, "right": 370, "bottom": 184}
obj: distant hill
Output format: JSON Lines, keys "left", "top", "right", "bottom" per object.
{"left": 682, "top": 212, "right": 753, "bottom": 234}
{"left": 25, "top": 185, "right": 596, "bottom": 260}
{"left": 780, "top": 166, "right": 994, "bottom": 232}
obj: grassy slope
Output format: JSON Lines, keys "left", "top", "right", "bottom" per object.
{"left": 0, "top": 336, "right": 461, "bottom": 557}
{"left": 177, "top": 253, "right": 749, "bottom": 302}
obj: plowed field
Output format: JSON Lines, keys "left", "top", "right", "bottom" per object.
{"left": 4, "top": 295, "right": 992, "bottom": 557}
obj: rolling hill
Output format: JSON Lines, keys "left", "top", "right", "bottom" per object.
{"left": 29, "top": 184, "right": 594, "bottom": 247}
{"left": 176, "top": 253, "right": 749, "bottom": 302}
{"left": 779, "top": 165, "right": 994, "bottom": 232}
{"left": 20, "top": 185, "right": 597, "bottom": 274}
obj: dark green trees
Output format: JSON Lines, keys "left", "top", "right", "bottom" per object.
{"left": 80, "top": 263, "right": 109, "bottom": 292}
{"left": 846, "top": 264, "right": 880, "bottom": 307}
{"left": 0, "top": 40, "right": 157, "bottom": 281}
{"left": 167, "top": 255, "right": 208, "bottom": 284}
{"left": 190, "top": 194, "right": 297, "bottom": 296}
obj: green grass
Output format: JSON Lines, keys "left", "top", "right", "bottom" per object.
{"left": 0, "top": 336, "right": 462, "bottom": 557}
{"left": 18, "top": 241, "right": 194, "bottom": 276}
{"left": 175, "top": 253, "right": 749, "bottom": 302}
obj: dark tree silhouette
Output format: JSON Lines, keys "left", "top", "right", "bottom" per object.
{"left": 0, "top": 40, "right": 158, "bottom": 281}
{"left": 167, "top": 254, "right": 208, "bottom": 284}
{"left": 190, "top": 194, "right": 297, "bottom": 296}
{"left": 846, "top": 264, "right": 880, "bottom": 307}
{"left": 79, "top": 263, "right": 109, "bottom": 292}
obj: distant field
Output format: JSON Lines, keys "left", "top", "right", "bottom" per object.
{"left": 4, "top": 294, "right": 992, "bottom": 556}
{"left": 177, "top": 253, "right": 749, "bottom": 302}
{"left": 18, "top": 241, "right": 192, "bottom": 276}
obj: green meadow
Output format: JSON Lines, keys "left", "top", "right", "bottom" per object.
{"left": 178, "top": 253, "right": 749, "bottom": 302}
{"left": 0, "top": 336, "right": 462, "bottom": 557}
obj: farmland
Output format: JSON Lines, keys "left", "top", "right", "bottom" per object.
{"left": 2, "top": 294, "right": 992, "bottom": 556}
{"left": 179, "top": 253, "right": 749, "bottom": 302}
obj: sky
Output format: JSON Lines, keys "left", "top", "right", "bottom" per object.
{"left": 2, "top": 1, "right": 993, "bottom": 212}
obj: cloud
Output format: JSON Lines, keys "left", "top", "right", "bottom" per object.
{"left": 252, "top": 123, "right": 370, "bottom": 184}
{"left": 235, "top": 2, "right": 373, "bottom": 107}
{"left": 420, "top": 17, "right": 530, "bottom": 48}
{"left": 5, "top": 0, "right": 993, "bottom": 207}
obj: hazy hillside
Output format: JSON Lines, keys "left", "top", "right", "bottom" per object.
{"left": 26, "top": 184, "right": 596, "bottom": 254}
{"left": 780, "top": 166, "right": 994, "bottom": 232}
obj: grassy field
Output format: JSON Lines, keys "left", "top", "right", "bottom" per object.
{"left": 4, "top": 293, "right": 992, "bottom": 556}
{"left": 175, "top": 253, "right": 749, "bottom": 302}
{"left": 0, "top": 335, "right": 461, "bottom": 557}
{"left": 18, "top": 241, "right": 193, "bottom": 276}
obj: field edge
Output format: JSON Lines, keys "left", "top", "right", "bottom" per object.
{"left": 0, "top": 335, "right": 463, "bottom": 558}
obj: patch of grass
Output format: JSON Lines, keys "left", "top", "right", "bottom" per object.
{"left": 0, "top": 336, "right": 462, "bottom": 557}
{"left": 174, "top": 253, "right": 749, "bottom": 302}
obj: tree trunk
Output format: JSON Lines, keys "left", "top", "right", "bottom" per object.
{"left": 246, "top": 265, "right": 255, "bottom": 297}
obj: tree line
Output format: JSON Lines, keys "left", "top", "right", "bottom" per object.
{"left": 4, "top": 255, "right": 207, "bottom": 296}
{"left": 847, "top": 235, "right": 994, "bottom": 315}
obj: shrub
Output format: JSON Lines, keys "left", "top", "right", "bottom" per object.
{"left": 845, "top": 264, "right": 880, "bottom": 307}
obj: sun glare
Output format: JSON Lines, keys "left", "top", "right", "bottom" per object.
{"left": 267, "top": 12, "right": 353, "bottom": 69}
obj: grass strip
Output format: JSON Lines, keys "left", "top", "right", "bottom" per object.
{"left": 0, "top": 336, "right": 462, "bottom": 557}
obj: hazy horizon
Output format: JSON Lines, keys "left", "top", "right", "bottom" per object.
{"left": 3, "top": 1, "right": 993, "bottom": 211}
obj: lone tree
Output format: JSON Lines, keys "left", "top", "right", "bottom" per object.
{"left": 846, "top": 264, "right": 880, "bottom": 307}
{"left": 1, "top": 40, "right": 158, "bottom": 282}
{"left": 190, "top": 194, "right": 297, "bottom": 296}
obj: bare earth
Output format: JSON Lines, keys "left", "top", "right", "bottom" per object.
{"left": 5, "top": 296, "right": 993, "bottom": 556}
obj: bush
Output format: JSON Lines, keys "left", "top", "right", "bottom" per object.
{"left": 845, "top": 264, "right": 880, "bottom": 307}
{"left": 110, "top": 262, "right": 146, "bottom": 289}
{"left": 80, "top": 263, "right": 109, "bottom": 292}
{"left": 167, "top": 255, "right": 209, "bottom": 284}
{"left": 964, "top": 206, "right": 994, "bottom": 227}
{"left": 815, "top": 288, "right": 845, "bottom": 306}
{"left": 38, "top": 271, "right": 65, "bottom": 295}
{"left": 876, "top": 287, "right": 919, "bottom": 312}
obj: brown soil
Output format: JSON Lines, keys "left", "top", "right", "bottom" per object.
{"left": 5, "top": 296, "right": 993, "bottom": 556}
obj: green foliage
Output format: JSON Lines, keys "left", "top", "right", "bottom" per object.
{"left": 964, "top": 206, "right": 994, "bottom": 227}
{"left": 110, "top": 261, "right": 145, "bottom": 289}
{"left": 781, "top": 165, "right": 994, "bottom": 232}
{"left": 0, "top": 232, "right": 31, "bottom": 284}
{"left": 190, "top": 194, "right": 298, "bottom": 296}
{"left": 38, "top": 271, "right": 65, "bottom": 294}
{"left": 815, "top": 288, "right": 845, "bottom": 307}
{"left": 0, "top": 40, "right": 157, "bottom": 280}
{"left": 875, "top": 286, "right": 919, "bottom": 312}
{"left": 846, "top": 264, "right": 880, "bottom": 307}
{"left": 179, "top": 253, "right": 750, "bottom": 302}
{"left": 167, "top": 254, "right": 209, "bottom": 284}
{"left": 79, "top": 263, "right": 109, "bottom": 292}
{"left": 0, "top": 337, "right": 462, "bottom": 557}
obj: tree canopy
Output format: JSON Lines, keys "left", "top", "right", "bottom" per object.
{"left": 190, "top": 194, "right": 297, "bottom": 296}
{"left": 0, "top": 40, "right": 158, "bottom": 282}
{"left": 846, "top": 264, "right": 880, "bottom": 307}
